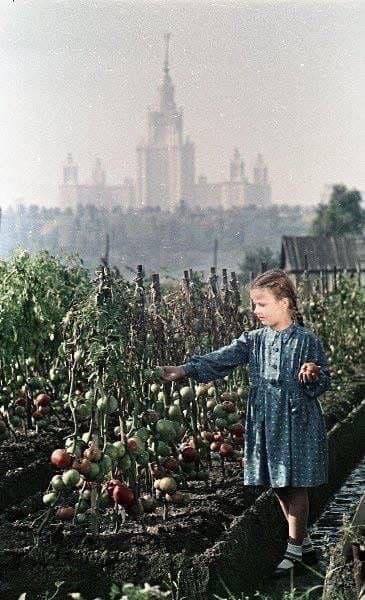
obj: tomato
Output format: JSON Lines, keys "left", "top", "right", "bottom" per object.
{"left": 106, "top": 479, "right": 123, "bottom": 497}
{"left": 51, "top": 449, "right": 73, "bottom": 469}
{"left": 127, "top": 436, "right": 144, "bottom": 454}
{"left": 166, "top": 491, "right": 185, "bottom": 505}
{"left": 219, "top": 443, "right": 234, "bottom": 458}
{"left": 210, "top": 441, "right": 221, "bottom": 452}
{"left": 88, "top": 462, "right": 101, "bottom": 480}
{"left": 159, "top": 477, "right": 177, "bottom": 493}
{"left": 83, "top": 446, "right": 102, "bottom": 462}
{"left": 112, "top": 441, "right": 126, "bottom": 458}
{"left": 73, "top": 458, "right": 92, "bottom": 476}
{"left": 230, "top": 423, "right": 245, "bottom": 437}
{"left": 156, "top": 419, "right": 176, "bottom": 442}
{"left": 56, "top": 507, "right": 75, "bottom": 521}
{"left": 222, "top": 401, "right": 236, "bottom": 413}
{"left": 43, "top": 492, "right": 58, "bottom": 506}
{"left": 62, "top": 469, "right": 81, "bottom": 488}
{"left": 179, "top": 386, "right": 194, "bottom": 402}
{"left": 140, "top": 495, "right": 156, "bottom": 513}
{"left": 180, "top": 446, "right": 198, "bottom": 463}
{"left": 35, "top": 393, "right": 51, "bottom": 408}
{"left": 51, "top": 474, "right": 66, "bottom": 491}
{"left": 112, "top": 484, "right": 135, "bottom": 507}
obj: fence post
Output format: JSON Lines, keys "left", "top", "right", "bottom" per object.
{"left": 333, "top": 265, "right": 337, "bottom": 292}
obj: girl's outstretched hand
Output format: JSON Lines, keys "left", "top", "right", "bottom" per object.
{"left": 298, "top": 362, "right": 321, "bottom": 383}
{"left": 160, "top": 365, "right": 187, "bottom": 382}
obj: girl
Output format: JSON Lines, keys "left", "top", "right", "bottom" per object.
{"left": 160, "top": 269, "right": 331, "bottom": 575}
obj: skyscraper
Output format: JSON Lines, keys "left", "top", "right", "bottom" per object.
{"left": 136, "top": 34, "right": 195, "bottom": 210}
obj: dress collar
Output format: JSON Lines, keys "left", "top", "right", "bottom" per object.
{"left": 266, "top": 322, "right": 297, "bottom": 343}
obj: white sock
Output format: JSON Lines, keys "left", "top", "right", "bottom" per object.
{"left": 285, "top": 540, "right": 303, "bottom": 561}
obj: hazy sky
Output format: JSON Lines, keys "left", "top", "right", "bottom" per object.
{"left": 0, "top": 0, "right": 364, "bottom": 207}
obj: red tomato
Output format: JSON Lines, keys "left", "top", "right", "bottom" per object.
{"left": 181, "top": 446, "right": 197, "bottom": 463}
{"left": 35, "top": 393, "right": 51, "bottom": 408}
{"left": 51, "top": 449, "right": 73, "bottom": 469}
{"left": 112, "top": 484, "right": 135, "bottom": 507}
{"left": 219, "top": 443, "right": 234, "bottom": 458}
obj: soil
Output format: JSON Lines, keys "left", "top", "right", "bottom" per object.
{"left": 0, "top": 460, "right": 264, "bottom": 600}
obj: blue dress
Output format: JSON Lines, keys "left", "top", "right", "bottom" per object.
{"left": 182, "top": 323, "right": 331, "bottom": 488}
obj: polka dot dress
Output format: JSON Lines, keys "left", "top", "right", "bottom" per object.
{"left": 183, "top": 323, "right": 331, "bottom": 488}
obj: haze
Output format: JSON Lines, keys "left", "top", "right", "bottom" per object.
{"left": 0, "top": 0, "right": 364, "bottom": 207}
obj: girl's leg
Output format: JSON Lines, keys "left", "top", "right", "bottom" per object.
{"left": 273, "top": 486, "right": 290, "bottom": 521}
{"left": 286, "top": 486, "right": 309, "bottom": 544}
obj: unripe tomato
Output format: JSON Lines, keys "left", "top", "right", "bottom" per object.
{"left": 180, "top": 386, "right": 194, "bottom": 402}
{"left": 159, "top": 476, "right": 177, "bottom": 493}
{"left": 62, "top": 469, "right": 81, "bottom": 488}
{"left": 51, "top": 474, "right": 66, "bottom": 492}
{"left": 43, "top": 492, "right": 58, "bottom": 506}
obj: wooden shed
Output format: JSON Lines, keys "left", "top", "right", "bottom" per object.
{"left": 280, "top": 235, "right": 365, "bottom": 289}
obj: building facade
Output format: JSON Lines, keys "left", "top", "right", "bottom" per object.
{"left": 136, "top": 34, "right": 195, "bottom": 211}
{"left": 59, "top": 154, "right": 135, "bottom": 210}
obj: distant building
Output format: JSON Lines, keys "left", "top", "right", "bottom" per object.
{"left": 136, "top": 33, "right": 195, "bottom": 211}
{"left": 59, "top": 35, "right": 272, "bottom": 212}
{"left": 59, "top": 154, "right": 135, "bottom": 210}
{"left": 281, "top": 235, "right": 365, "bottom": 288}
{"left": 136, "top": 34, "right": 272, "bottom": 211}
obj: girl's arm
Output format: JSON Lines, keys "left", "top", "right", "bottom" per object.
{"left": 182, "top": 331, "right": 251, "bottom": 383}
{"left": 300, "top": 335, "right": 332, "bottom": 398}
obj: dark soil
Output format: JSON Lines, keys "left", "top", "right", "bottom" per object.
{"left": 0, "top": 460, "right": 264, "bottom": 600}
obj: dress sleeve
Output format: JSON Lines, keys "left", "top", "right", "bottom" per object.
{"left": 301, "top": 335, "right": 332, "bottom": 398}
{"left": 181, "top": 331, "right": 251, "bottom": 383}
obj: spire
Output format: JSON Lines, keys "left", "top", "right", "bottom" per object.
{"left": 159, "top": 32, "right": 176, "bottom": 114}
{"left": 164, "top": 32, "right": 170, "bottom": 76}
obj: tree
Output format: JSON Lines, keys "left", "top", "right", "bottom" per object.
{"left": 238, "top": 246, "right": 280, "bottom": 285}
{"left": 311, "top": 185, "right": 365, "bottom": 236}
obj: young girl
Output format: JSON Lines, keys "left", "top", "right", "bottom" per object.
{"left": 160, "top": 269, "right": 331, "bottom": 575}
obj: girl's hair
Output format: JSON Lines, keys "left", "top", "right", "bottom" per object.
{"left": 247, "top": 269, "right": 304, "bottom": 326}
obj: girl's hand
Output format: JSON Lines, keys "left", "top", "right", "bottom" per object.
{"left": 298, "top": 362, "right": 321, "bottom": 383}
{"left": 160, "top": 365, "right": 187, "bottom": 382}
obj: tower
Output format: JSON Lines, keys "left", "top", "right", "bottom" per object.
{"left": 63, "top": 153, "right": 78, "bottom": 185}
{"left": 92, "top": 157, "right": 106, "bottom": 187}
{"left": 137, "top": 34, "right": 195, "bottom": 211}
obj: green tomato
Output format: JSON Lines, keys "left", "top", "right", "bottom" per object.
{"left": 51, "top": 475, "right": 66, "bottom": 492}
{"left": 62, "top": 469, "right": 81, "bottom": 488}
{"left": 112, "top": 441, "right": 126, "bottom": 458}
{"left": 104, "top": 443, "right": 119, "bottom": 461}
{"left": 76, "top": 404, "right": 91, "bottom": 419}
{"left": 99, "top": 455, "right": 113, "bottom": 474}
{"left": 43, "top": 492, "right": 58, "bottom": 506}
{"left": 135, "top": 427, "right": 149, "bottom": 442}
{"left": 156, "top": 419, "right": 177, "bottom": 442}
{"left": 213, "top": 404, "right": 227, "bottom": 419}
{"left": 88, "top": 462, "right": 101, "bottom": 480}
{"left": 168, "top": 405, "right": 182, "bottom": 421}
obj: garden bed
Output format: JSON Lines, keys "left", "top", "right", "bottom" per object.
{"left": 0, "top": 379, "right": 364, "bottom": 600}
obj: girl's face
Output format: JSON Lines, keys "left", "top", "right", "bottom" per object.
{"left": 250, "top": 287, "right": 291, "bottom": 327}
